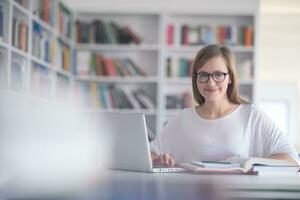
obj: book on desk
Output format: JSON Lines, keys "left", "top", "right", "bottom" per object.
{"left": 178, "top": 157, "right": 300, "bottom": 176}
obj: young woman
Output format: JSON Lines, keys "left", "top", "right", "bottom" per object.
{"left": 150, "top": 44, "right": 299, "bottom": 166}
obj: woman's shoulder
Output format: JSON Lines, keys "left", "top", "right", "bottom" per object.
{"left": 239, "top": 103, "right": 268, "bottom": 119}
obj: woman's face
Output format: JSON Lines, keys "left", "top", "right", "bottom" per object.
{"left": 196, "top": 55, "right": 231, "bottom": 104}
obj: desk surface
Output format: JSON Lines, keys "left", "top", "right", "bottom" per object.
{"left": 75, "top": 170, "right": 300, "bottom": 200}
{"left": 2, "top": 170, "right": 300, "bottom": 200}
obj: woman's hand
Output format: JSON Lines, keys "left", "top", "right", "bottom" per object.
{"left": 151, "top": 152, "right": 175, "bottom": 166}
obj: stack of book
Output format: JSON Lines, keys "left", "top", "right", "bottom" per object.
{"left": 76, "top": 20, "right": 142, "bottom": 44}
{"left": 166, "top": 57, "right": 193, "bottom": 78}
{"left": 76, "top": 83, "right": 155, "bottom": 109}
{"left": 32, "top": 21, "right": 58, "bottom": 64}
{"left": 12, "top": 16, "right": 28, "bottom": 52}
{"left": 179, "top": 157, "right": 300, "bottom": 176}
{"left": 166, "top": 92, "right": 191, "bottom": 109}
{"left": 76, "top": 52, "right": 146, "bottom": 76}
{"left": 167, "top": 23, "right": 253, "bottom": 47}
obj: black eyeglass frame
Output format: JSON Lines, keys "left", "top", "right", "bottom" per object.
{"left": 195, "top": 72, "right": 230, "bottom": 83}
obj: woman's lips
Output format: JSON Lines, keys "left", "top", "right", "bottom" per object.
{"left": 204, "top": 88, "right": 219, "bottom": 93}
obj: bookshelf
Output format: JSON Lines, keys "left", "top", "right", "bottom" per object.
{"left": 0, "top": 0, "right": 74, "bottom": 103}
{"left": 1, "top": 1, "right": 256, "bottom": 138}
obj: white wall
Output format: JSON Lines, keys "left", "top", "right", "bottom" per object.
{"left": 257, "top": 0, "right": 300, "bottom": 150}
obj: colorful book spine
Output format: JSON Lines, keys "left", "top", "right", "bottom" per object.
{"left": 166, "top": 24, "right": 174, "bottom": 46}
{"left": 12, "top": 16, "right": 28, "bottom": 52}
{"left": 76, "top": 20, "right": 142, "bottom": 44}
{"left": 176, "top": 24, "right": 253, "bottom": 47}
{"left": 58, "top": 3, "right": 71, "bottom": 38}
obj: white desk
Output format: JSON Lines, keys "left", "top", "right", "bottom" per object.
{"left": 74, "top": 170, "right": 300, "bottom": 200}
{"left": 2, "top": 170, "right": 300, "bottom": 200}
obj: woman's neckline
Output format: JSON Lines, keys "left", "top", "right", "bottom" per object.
{"left": 194, "top": 104, "right": 242, "bottom": 121}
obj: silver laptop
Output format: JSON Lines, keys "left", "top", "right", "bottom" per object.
{"left": 96, "top": 112, "right": 185, "bottom": 173}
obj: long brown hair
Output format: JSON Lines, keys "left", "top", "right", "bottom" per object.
{"left": 192, "top": 44, "right": 247, "bottom": 105}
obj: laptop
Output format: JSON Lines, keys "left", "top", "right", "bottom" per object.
{"left": 96, "top": 112, "right": 185, "bottom": 173}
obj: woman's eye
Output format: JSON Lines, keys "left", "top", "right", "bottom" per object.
{"left": 214, "top": 72, "right": 223, "bottom": 77}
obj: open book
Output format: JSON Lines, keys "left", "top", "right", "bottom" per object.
{"left": 178, "top": 157, "right": 300, "bottom": 175}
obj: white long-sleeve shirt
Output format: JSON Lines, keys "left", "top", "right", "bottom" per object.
{"left": 150, "top": 104, "right": 299, "bottom": 163}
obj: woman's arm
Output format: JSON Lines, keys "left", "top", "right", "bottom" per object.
{"left": 267, "top": 153, "right": 299, "bottom": 166}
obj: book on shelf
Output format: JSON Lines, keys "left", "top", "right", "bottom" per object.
{"left": 167, "top": 23, "right": 253, "bottom": 47}
{"left": 32, "top": 21, "right": 58, "bottom": 64}
{"left": 32, "top": 0, "right": 54, "bottom": 26}
{"left": 166, "top": 24, "right": 174, "bottom": 46}
{"left": 76, "top": 20, "right": 142, "bottom": 44}
{"left": 166, "top": 57, "right": 192, "bottom": 78}
{"left": 178, "top": 157, "right": 300, "bottom": 175}
{"left": 76, "top": 52, "right": 147, "bottom": 77}
{"left": 166, "top": 92, "right": 191, "bottom": 109}
{"left": 57, "top": 41, "right": 71, "bottom": 72}
{"left": 76, "top": 83, "right": 155, "bottom": 110}
{"left": 0, "top": 5, "right": 3, "bottom": 41}
{"left": 58, "top": 3, "right": 71, "bottom": 38}
{"left": 12, "top": 16, "right": 28, "bottom": 52}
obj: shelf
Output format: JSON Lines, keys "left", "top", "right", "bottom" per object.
{"left": 76, "top": 76, "right": 158, "bottom": 83}
{"left": 32, "top": 15, "right": 54, "bottom": 34}
{"left": 31, "top": 56, "right": 72, "bottom": 78}
{"left": 0, "top": 40, "right": 9, "bottom": 49}
{"left": 58, "top": 34, "right": 73, "bottom": 46}
{"left": 85, "top": 108, "right": 157, "bottom": 115}
{"left": 165, "top": 77, "right": 191, "bottom": 84}
{"left": 11, "top": 46, "right": 28, "bottom": 58}
{"left": 76, "top": 44, "right": 159, "bottom": 51}
{"left": 56, "top": 69, "right": 72, "bottom": 78}
{"left": 166, "top": 45, "right": 254, "bottom": 53}
{"left": 12, "top": 1, "right": 31, "bottom": 16}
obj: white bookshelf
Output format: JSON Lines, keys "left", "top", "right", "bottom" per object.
{"left": 0, "top": 1, "right": 257, "bottom": 137}
{"left": 0, "top": 0, "right": 75, "bottom": 102}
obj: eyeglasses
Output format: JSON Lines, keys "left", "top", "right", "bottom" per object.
{"left": 195, "top": 72, "right": 229, "bottom": 83}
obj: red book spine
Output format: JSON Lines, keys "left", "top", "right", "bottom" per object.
{"left": 20, "top": 20, "right": 26, "bottom": 51}
{"left": 166, "top": 24, "right": 174, "bottom": 46}
{"left": 105, "top": 58, "right": 117, "bottom": 76}
{"left": 59, "top": 11, "right": 64, "bottom": 34}
{"left": 245, "top": 26, "right": 253, "bottom": 47}
{"left": 183, "top": 25, "right": 189, "bottom": 45}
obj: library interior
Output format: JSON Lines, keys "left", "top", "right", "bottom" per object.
{"left": 0, "top": 0, "right": 300, "bottom": 199}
